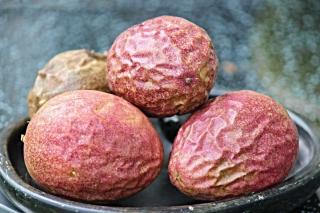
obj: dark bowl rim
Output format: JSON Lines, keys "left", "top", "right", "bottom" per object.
{"left": 0, "top": 112, "right": 320, "bottom": 212}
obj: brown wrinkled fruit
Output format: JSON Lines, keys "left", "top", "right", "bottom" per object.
{"left": 169, "top": 90, "right": 298, "bottom": 200}
{"left": 107, "top": 16, "right": 218, "bottom": 117}
{"left": 24, "top": 90, "right": 163, "bottom": 201}
{"left": 28, "top": 49, "right": 109, "bottom": 118}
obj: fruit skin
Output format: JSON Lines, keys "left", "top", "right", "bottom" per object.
{"left": 24, "top": 90, "right": 163, "bottom": 201}
{"left": 28, "top": 49, "right": 109, "bottom": 118}
{"left": 168, "top": 90, "right": 299, "bottom": 200}
{"left": 107, "top": 16, "right": 218, "bottom": 117}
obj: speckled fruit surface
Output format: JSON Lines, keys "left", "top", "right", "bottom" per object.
{"left": 107, "top": 16, "right": 218, "bottom": 117}
{"left": 28, "top": 49, "right": 109, "bottom": 118}
{"left": 169, "top": 90, "right": 299, "bottom": 200}
{"left": 23, "top": 90, "right": 163, "bottom": 201}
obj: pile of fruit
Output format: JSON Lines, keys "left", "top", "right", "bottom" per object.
{"left": 23, "top": 16, "right": 298, "bottom": 202}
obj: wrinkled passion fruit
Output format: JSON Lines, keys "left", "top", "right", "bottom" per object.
{"left": 107, "top": 16, "right": 218, "bottom": 117}
{"left": 28, "top": 49, "right": 109, "bottom": 117}
{"left": 24, "top": 90, "right": 163, "bottom": 201}
{"left": 169, "top": 90, "right": 298, "bottom": 200}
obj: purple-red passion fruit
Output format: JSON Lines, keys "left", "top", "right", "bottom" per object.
{"left": 107, "top": 16, "right": 218, "bottom": 117}
{"left": 168, "top": 90, "right": 299, "bottom": 200}
{"left": 24, "top": 90, "right": 163, "bottom": 201}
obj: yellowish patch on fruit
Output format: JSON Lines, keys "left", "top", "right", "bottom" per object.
{"left": 95, "top": 101, "right": 114, "bottom": 112}
{"left": 212, "top": 161, "right": 247, "bottom": 186}
{"left": 174, "top": 97, "right": 187, "bottom": 105}
{"left": 199, "top": 63, "right": 210, "bottom": 83}
{"left": 172, "top": 96, "right": 188, "bottom": 112}
{"left": 216, "top": 170, "right": 247, "bottom": 186}
{"left": 175, "top": 173, "right": 182, "bottom": 183}
{"left": 124, "top": 114, "right": 142, "bottom": 124}
{"left": 70, "top": 170, "right": 77, "bottom": 177}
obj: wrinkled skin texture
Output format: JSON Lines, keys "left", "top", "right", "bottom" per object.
{"left": 169, "top": 90, "right": 298, "bottom": 200}
{"left": 28, "top": 49, "right": 109, "bottom": 118}
{"left": 24, "top": 90, "right": 163, "bottom": 201}
{"left": 107, "top": 16, "right": 218, "bottom": 117}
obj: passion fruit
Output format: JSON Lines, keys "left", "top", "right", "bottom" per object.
{"left": 168, "top": 90, "right": 298, "bottom": 200}
{"left": 24, "top": 90, "right": 163, "bottom": 201}
{"left": 107, "top": 16, "right": 218, "bottom": 117}
{"left": 28, "top": 49, "right": 109, "bottom": 118}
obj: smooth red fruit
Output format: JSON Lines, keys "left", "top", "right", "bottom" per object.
{"left": 24, "top": 90, "right": 163, "bottom": 201}
{"left": 107, "top": 16, "right": 218, "bottom": 117}
{"left": 168, "top": 90, "right": 298, "bottom": 200}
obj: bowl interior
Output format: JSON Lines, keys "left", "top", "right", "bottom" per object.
{"left": 6, "top": 111, "right": 316, "bottom": 207}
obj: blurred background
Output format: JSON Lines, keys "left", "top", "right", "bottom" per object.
{"left": 0, "top": 0, "right": 319, "bottom": 212}
{"left": 0, "top": 0, "right": 319, "bottom": 128}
